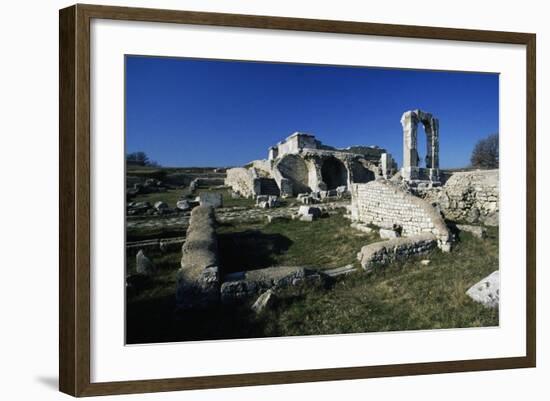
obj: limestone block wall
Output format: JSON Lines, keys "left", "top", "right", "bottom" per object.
{"left": 357, "top": 233, "right": 438, "bottom": 271}
{"left": 225, "top": 167, "right": 259, "bottom": 198}
{"left": 424, "top": 170, "right": 499, "bottom": 225}
{"left": 351, "top": 180, "right": 451, "bottom": 250}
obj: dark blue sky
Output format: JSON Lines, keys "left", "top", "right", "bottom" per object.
{"left": 126, "top": 56, "right": 498, "bottom": 168}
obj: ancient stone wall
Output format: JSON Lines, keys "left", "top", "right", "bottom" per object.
{"left": 275, "top": 132, "right": 318, "bottom": 158}
{"left": 225, "top": 167, "right": 259, "bottom": 198}
{"left": 351, "top": 180, "right": 451, "bottom": 250}
{"left": 275, "top": 154, "right": 312, "bottom": 195}
{"left": 176, "top": 206, "right": 220, "bottom": 309}
{"left": 357, "top": 233, "right": 438, "bottom": 271}
{"left": 423, "top": 170, "right": 499, "bottom": 225}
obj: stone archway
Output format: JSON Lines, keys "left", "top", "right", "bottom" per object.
{"left": 276, "top": 154, "right": 311, "bottom": 195}
{"left": 321, "top": 157, "right": 348, "bottom": 190}
{"left": 401, "top": 109, "right": 440, "bottom": 183}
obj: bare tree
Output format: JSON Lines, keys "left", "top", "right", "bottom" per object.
{"left": 470, "top": 133, "right": 499, "bottom": 169}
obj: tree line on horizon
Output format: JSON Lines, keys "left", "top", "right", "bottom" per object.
{"left": 126, "top": 151, "right": 160, "bottom": 167}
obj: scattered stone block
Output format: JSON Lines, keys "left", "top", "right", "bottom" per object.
{"left": 136, "top": 249, "right": 155, "bottom": 275}
{"left": 420, "top": 259, "right": 431, "bottom": 266}
{"left": 336, "top": 185, "right": 348, "bottom": 197}
{"left": 300, "top": 214, "right": 314, "bottom": 222}
{"left": 154, "top": 201, "right": 169, "bottom": 211}
{"left": 176, "top": 200, "right": 194, "bottom": 211}
{"left": 298, "top": 206, "right": 322, "bottom": 218}
{"left": 456, "top": 224, "right": 487, "bottom": 239}
{"left": 379, "top": 228, "right": 400, "bottom": 239}
{"left": 466, "top": 270, "right": 499, "bottom": 308}
{"left": 199, "top": 192, "right": 223, "bottom": 208}
{"left": 350, "top": 222, "right": 374, "bottom": 234}
{"left": 297, "top": 193, "right": 318, "bottom": 205}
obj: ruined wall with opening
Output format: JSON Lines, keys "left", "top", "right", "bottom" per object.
{"left": 321, "top": 157, "right": 348, "bottom": 189}
{"left": 275, "top": 154, "right": 311, "bottom": 195}
{"left": 351, "top": 180, "right": 451, "bottom": 250}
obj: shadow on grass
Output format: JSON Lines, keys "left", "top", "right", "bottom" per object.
{"left": 126, "top": 294, "right": 270, "bottom": 344}
{"left": 218, "top": 230, "right": 293, "bottom": 273}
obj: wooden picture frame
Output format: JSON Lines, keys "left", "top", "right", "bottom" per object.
{"left": 59, "top": 3, "right": 536, "bottom": 397}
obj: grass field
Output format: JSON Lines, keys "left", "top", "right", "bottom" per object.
{"left": 126, "top": 213, "right": 499, "bottom": 344}
{"left": 217, "top": 213, "right": 375, "bottom": 273}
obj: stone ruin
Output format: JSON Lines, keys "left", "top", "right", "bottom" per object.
{"left": 225, "top": 132, "right": 396, "bottom": 198}
{"left": 173, "top": 109, "right": 500, "bottom": 309}
{"left": 401, "top": 109, "right": 440, "bottom": 186}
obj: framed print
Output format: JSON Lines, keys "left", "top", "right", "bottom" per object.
{"left": 59, "top": 4, "right": 536, "bottom": 397}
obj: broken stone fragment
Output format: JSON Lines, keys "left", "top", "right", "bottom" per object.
{"left": 136, "top": 249, "right": 155, "bottom": 275}
{"left": 466, "top": 270, "right": 499, "bottom": 308}
{"left": 251, "top": 289, "right": 275, "bottom": 313}
{"left": 379, "top": 228, "right": 400, "bottom": 239}
{"left": 299, "top": 214, "right": 314, "bottom": 222}
{"left": 198, "top": 192, "right": 223, "bottom": 208}
{"left": 298, "top": 206, "right": 322, "bottom": 218}
{"left": 154, "top": 201, "right": 169, "bottom": 211}
{"left": 456, "top": 224, "right": 487, "bottom": 239}
{"left": 176, "top": 200, "right": 193, "bottom": 211}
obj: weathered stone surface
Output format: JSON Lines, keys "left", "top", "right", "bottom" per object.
{"left": 357, "top": 233, "right": 438, "bottom": 272}
{"left": 456, "top": 224, "right": 487, "bottom": 239}
{"left": 154, "top": 201, "right": 169, "bottom": 211}
{"left": 199, "top": 192, "right": 223, "bottom": 208}
{"left": 176, "top": 206, "right": 220, "bottom": 309}
{"left": 350, "top": 180, "right": 451, "bottom": 251}
{"left": 136, "top": 249, "right": 155, "bottom": 275}
{"left": 423, "top": 170, "right": 498, "bottom": 225}
{"left": 350, "top": 222, "right": 374, "bottom": 234}
{"left": 300, "top": 214, "right": 314, "bottom": 222}
{"left": 251, "top": 290, "right": 275, "bottom": 313}
{"left": 420, "top": 259, "right": 431, "bottom": 266}
{"left": 401, "top": 109, "right": 440, "bottom": 185}
{"left": 225, "top": 167, "right": 257, "bottom": 198}
{"left": 466, "top": 270, "right": 499, "bottom": 308}
{"left": 127, "top": 201, "right": 152, "bottom": 215}
{"left": 336, "top": 185, "right": 348, "bottom": 196}
{"left": 176, "top": 200, "right": 197, "bottom": 211}
{"left": 256, "top": 195, "right": 279, "bottom": 209}
{"left": 298, "top": 206, "right": 322, "bottom": 218}
{"left": 189, "top": 177, "right": 225, "bottom": 191}
{"left": 379, "top": 228, "right": 400, "bottom": 239}
{"left": 297, "top": 193, "right": 318, "bottom": 204}
{"left": 221, "top": 266, "right": 329, "bottom": 303}
{"left": 380, "top": 153, "right": 397, "bottom": 179}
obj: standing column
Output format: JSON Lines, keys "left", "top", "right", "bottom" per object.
{"left": 401, "top": 111, "right": 419, "bottom": 180}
